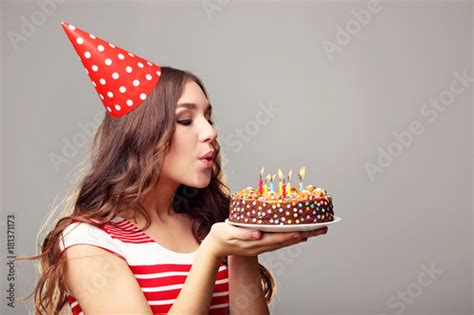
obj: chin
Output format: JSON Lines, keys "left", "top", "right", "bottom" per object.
{"left": 191, "top": 180, "right": 211, "bottom": 189}
{"left": 188, "top": 175, "right": 212, "bottom": 189}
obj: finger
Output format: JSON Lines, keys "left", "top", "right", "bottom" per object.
{"left": 311, "top": 226, "right": 328, "bottom": 236}
{"left": 300, "top": 227, "right": 328, "bottom": 238}
{"left": 229, "top": 225, "right": 263, "bottom": 241}
{"left": 256, "top": 236, "right": 308, "bottom": 254}
{"left": 244, "top": 231, "right": 300, "bottom": 248}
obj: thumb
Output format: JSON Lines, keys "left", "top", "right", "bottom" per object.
{"left": 232, "top": 226, "right": 262, "bottom": 240}
{"left": 247, "top": 229, "right": 262, "bottom": 240}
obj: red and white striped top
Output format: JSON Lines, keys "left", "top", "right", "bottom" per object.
{"left": 59, "top": 216, "right": 229, "bottom": 314}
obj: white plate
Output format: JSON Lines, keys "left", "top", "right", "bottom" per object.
{"left": 224, "top": 216, "right": 341, "bottom": 232}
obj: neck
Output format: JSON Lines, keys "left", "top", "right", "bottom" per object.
{"left": 121, "top": 176, "right": 181, "bottom": 225}
{"left": 144, "top": 177, "right": 180, "bottom": 222}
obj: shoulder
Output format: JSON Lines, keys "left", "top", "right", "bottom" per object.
{"left": 63, "top": 243, "right": 152, "bottom": 314}
{"left": 60, "top": 219, "right": 152, "bottom": 313}
{"left": 59, "top": 219, "right": 126, "bottom": 261}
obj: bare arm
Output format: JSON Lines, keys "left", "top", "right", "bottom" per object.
{"left": 169, "top": 222, "right": 318, "bottom": 314}
{"left": 64, "top": 244, "right": 153, "bottom": 314}
{"left": 228, "top": 255, "right": 270, "bottom": 315}
{"left": 167, "top": 240, "right": 223, "bottom": 315}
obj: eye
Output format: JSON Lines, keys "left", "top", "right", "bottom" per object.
{"left": 177, "top": 119, "right": 192, "bottom": 126}
{"left": 176, "top": 118, "right": 214, "bottom": 126}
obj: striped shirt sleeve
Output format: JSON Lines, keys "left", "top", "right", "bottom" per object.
{"left": 59, "top": 221, "right": 126, "bottom": 261}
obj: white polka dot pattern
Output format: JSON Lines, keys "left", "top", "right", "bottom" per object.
{"left": 61, "top": 20, "right": 162, "bottom": 118}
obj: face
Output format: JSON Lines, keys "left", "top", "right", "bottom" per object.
{"left": 160, "top": 80, "right": 218, "bottom": 189}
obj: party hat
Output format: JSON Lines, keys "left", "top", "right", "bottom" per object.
{"left": 61, "top": 21, "right": 162, "bottom": 118}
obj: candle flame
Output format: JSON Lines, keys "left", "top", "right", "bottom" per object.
{"left": 288, "top": 169, "right": 293, "bottom": 180}
{"left": 260, "top": 167, "right": 265, "bottom": 176}
{"left": 299, "top": 166, "right": 306, "bottom": 180}
{"left": 278, "top": 168, "right": 284, "bottom": 180}
{"left": 265, "top": 174, "right": 271, "bottom": 182}
{"left": 271, "top": 174, "right": 276, "bottom": 182}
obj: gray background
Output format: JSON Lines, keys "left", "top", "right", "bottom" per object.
{"left": 1, "top": 0, "right": 472, "bottom": 314}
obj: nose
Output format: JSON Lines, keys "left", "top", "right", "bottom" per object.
{"left": 200, "top": 119, "right": 217, "bottom": 143}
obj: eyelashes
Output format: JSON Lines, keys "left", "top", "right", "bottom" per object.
{"left": 177, "top": 119, "right": 192, "bottom": 126}
{"left": 177, "top": 119, "right": 214, "bottom": 126}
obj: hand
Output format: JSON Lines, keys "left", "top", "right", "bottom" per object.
{"left": 201, "top": 222, "right": 328, "bottom": 260}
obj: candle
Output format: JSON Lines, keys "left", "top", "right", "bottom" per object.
{"left": 278, "top": 169, "right": 284, "bottom": 195}
{"left": 258, "top": 167, "right": 264, "bottom": 195}
{"left": 286, "top": 169, "right": 292, "bottom": 197}
{"left": 264, "top": 174, "right": 270, "bottom": 196}
{"left": 298, "top": 166, "right": 306, "bottom": 192}
{"left": 270, "top": 174, "right": 276, "bottom": 192}
{"left": 282, "top": 178, "right": 287, "bottom": 199}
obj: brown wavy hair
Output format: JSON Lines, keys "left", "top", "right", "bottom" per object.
{"left": 17, "top": 66, "right": 276, "bottom": 314}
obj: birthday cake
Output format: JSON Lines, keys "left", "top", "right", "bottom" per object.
{"left": 228, "top": 168, "right": 335, "bottom": 225}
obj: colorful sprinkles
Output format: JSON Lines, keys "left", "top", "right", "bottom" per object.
{"left": 228, "top": 184, "right": 334, "bottom": 225}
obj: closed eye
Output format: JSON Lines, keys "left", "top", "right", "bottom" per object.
{"left": 177, "top": 119, "right": 214, "bottom": 126}
{"left": 177, "top": 119, "right": 192, "bottom": 126}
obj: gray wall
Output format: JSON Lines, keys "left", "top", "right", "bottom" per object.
{"left": 1, "top": 1, "right": 472, "bottom": 314}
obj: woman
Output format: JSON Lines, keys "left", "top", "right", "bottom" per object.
{"left": 20, "top": 22, "right": 329, "bottom": 315}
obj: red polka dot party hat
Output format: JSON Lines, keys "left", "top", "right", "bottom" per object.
{"left": 60, "top": 21, "right": 162, "bottom": 118}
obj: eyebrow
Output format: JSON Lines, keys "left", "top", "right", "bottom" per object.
{"left": 176, "top": 102, "right": 212, "bottom": 113}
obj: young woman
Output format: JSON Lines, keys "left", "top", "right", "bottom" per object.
{"left": 20, "top": 22, "right": 329, "bottom": 315}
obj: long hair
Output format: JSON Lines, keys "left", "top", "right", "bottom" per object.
{"left": 17, "top": 66, "right": 276, "bottom": 314}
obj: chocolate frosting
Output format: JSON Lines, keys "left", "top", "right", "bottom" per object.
{"left": 229, "top": 184, "right": 335, "bottom": 225}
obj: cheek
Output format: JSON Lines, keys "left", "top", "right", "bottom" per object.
{"left": 163, "top": 130, "right": 196, "bottom": 173}
{"left": 160, "top": 129, "right": 211, "bottom": 188}
{"left": 169, "top": 129, "right": 195, "bottom": 156}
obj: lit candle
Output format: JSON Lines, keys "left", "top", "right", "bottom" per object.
{"left": 282, "top": 177, "right": 287, "bottom": 199}
{"left": 258, "top": 167, "right": 264, "bottom": 195}
{"left": 270, "top": 174, "right": 276, "bottom": 192}
{"left": 278, "top": 169, "right": 284, "bottom": 195}
{"left": 264, "top": 174, "right": 270, "bottom": 195}
{"left": 264, "top": 174, "right": 270, "bottom": 196}
{"left": 286, "top": 169, "right": 292, "bottom": 197}
{"left": 298, "top": 166, "right": 306, "bottom": 192}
